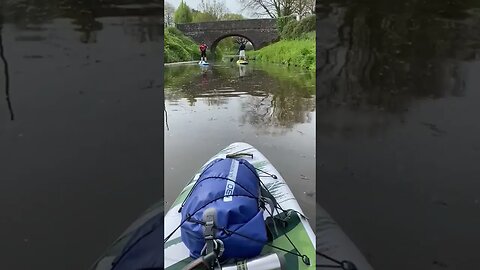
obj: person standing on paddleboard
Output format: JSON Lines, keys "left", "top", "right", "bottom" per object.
{"left": 199, "top": 43, "right": 208, "bottom": 62}
{"left": 238, "top": 42, "right": 246, "bottom": 61}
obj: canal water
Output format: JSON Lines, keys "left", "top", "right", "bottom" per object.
{"left": 0, "top": 2, "right": 163, "bottom": 269}
{"left": 316, "top": 1, "right": 480, "bottom": 269}
{"left": 164, "top": 63, "right": 316, "bottom": 224}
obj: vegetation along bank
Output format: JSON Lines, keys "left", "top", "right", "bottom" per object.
{"left": 249, "top": 15, "right": 316, "bottom": 70}
{"left": 164, "top": 27, "right": 199, "bottom": 63}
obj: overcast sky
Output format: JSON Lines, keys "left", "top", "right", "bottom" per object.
{"left": 166, "top": 0, "right": 258, "bottom": 18}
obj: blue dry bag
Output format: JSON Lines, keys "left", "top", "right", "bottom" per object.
{"left": 180, "top": 157, "right": 268, "bottom": 260}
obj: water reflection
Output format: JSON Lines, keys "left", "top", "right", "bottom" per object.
{"left": 164, "top": 64, "right": 315, "bottom": 132}
{"left": 3, "top": 0, "right": 58, "bottom": 27}
{"left": 121, "top": 16, "right": 164, "bottom": 43}
{"left": 0, "top": 16, "right": 14, "bottom": 120}
{"left": 315, "top": 1, "right": 480, "bottom": 269}
{"left": 0, "top": 0, "right": 163, "bottom": 120}
{"left": 71, "top": 10, "right": 103, "bottom": 44}
{"left": 1, "top": 2, "right": 163, "bottom": 269}
{"left": 239, "top": 64, "right": 246, "bottom": 77}
{"left": 316, "top": 0, "right": 480, "bottom": 136}
{"left": 2, "top": 0, "right": 163, "bottom": 43}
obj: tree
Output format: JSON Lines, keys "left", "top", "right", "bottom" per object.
{"left": 165, "top": 1, "right": 176, "bottom": 27}
{"left": 174, "top": 0, "right": 193, "bottom": 24}
{"left": 192, "top": 11, "right": 217, "bottom": 22}
{"left": 239, "top": 0, "right": 311, "bottom": 18}
{"left": 293, "top": 0, "right": 315, "bottom": 19}
{"left": 222, "top": 13, "right": 244, "bottom": 20}
{"left": 198, "top": 0, "right": 228, "bottom": 21}
{"left": 239, "top": 0, "right": 283, "bottom": 18}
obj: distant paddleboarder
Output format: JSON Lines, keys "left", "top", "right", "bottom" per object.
{"left": 199, "top": 42, "right": 208, "bottom": 63}
{"left": 238, "top": 42, "right": 246, "bottom": 61}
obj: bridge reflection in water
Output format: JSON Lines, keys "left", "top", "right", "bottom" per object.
{"left": 164, "top": 63, "right": 315, "bottom": 131}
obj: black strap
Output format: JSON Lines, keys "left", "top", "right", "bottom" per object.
{"left": 316, "top": 250, "right": 358, "bottom": 270}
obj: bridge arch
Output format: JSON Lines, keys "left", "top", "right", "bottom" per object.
{"left": 211, "top": 34, "right": 256, "bottom": 52}
{"left": 176, "top": 19, "right": 279, "bottom": 52}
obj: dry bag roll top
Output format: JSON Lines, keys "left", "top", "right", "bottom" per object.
{"left": 180, "top": 158, "right": 268, "bottom": 260}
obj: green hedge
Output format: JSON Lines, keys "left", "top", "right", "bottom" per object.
{"left": 280, "top": 15, "right": 316, "bottom": 40}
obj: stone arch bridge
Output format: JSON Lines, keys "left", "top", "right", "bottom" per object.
{"left": 176, "top": 19, "right": 279, "bottom": 52}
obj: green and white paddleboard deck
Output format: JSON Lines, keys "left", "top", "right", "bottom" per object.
{"left": 164, "top": 142, "right": 316, "bottom": 270}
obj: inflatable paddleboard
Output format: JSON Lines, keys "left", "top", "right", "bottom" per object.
{"left": 164, "top": 142, "right": 316, "bottom": 270}
{"left": 90, "top": 142, "right": 373, "bottom": 270}
{"left": 199, "top": 61, "right": 209, "bottom": 66}
{"left": 236, "top": 59, "right": 248, "bottom": 65}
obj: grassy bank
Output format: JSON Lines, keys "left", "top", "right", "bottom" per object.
{"left": 249, "top": 33, "right": 315, "bottom": 70}
{"left": 164, "top": 27, "right": 200, "bottom": 63}
{"left": 249, "top": 15, "right": 315, "bottom": 70}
